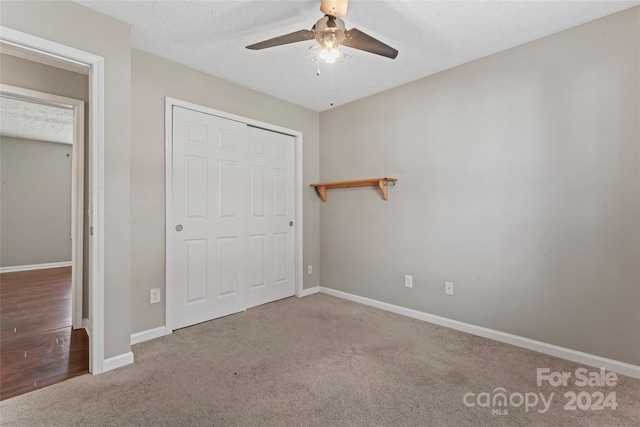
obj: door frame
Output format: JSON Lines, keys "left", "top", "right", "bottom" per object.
{"left": 0, "top": 84, "right": 85, "bottom": 330}
{"left": 164, "top": 97, "right": 304, "bottom": 333}
{"left": 0, "top": 26, "right": 106, "bottom": 374}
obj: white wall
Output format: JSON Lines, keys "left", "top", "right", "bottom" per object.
{"left": 319, "top": 8, "right": 640, "bottom": 365}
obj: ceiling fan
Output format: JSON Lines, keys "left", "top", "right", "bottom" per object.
{"left": 246, "top": 0, "right": 398, "bottom": 63}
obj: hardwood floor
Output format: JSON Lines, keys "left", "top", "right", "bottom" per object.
{"left": 0, "top": 267, "right": 89, "bottom": 400}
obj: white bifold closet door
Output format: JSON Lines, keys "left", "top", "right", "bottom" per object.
{"left": 171, "top": 106, "right": 295, "bottom": 330}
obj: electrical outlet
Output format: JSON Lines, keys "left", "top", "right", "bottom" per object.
{"left": 404, "top": 274, "right": 413, "bottom": 288}
{"left": 307, "top": 265, "right": 313, "bottom": 275}
{"left": 150, "top": 288, "right": 161, "bottom": 304}
{"left": 445, "top": 282, "right": 454, "bottom": 296}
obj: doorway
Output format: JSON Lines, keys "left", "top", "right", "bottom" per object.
{"left": 0, "top": 87, "right": 87, "bottom": 399}
{"left": 1, "top": 24, "right": 107, "bottom": 376}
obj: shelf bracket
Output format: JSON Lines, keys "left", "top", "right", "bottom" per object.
{"left": 379, "top": 179, "right": 388, "bottom": 201}
{"left": 317, "top": 185, "right": 327, "bottom": 202}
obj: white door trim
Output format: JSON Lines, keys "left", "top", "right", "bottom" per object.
{"left": 0, "top": 84, "right": 84, "bottom": 330}
{"left": 164, "top": 97, "right": 304, "bottom": 333}
{"left": 0, "top": 26, "right": 106, "bottom": 374}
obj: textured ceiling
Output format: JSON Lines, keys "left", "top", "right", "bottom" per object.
{"left": 0, "top": 97, "right": 73, "bottom": 144}
{"left": 76, "top": 0, "right": 639, "bottom": 112}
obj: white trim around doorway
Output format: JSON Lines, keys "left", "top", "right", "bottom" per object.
{"left": 0, "top": 26, "right": 106, "bottom": 374}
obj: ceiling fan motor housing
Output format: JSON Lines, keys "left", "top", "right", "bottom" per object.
{"left": 315, "top": 16, "right": 346, "bottom": 49}
{"left": 320, "top": 0, "right": 349, "bottom": 18}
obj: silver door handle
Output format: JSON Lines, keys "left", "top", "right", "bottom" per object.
{"left": 176, "top": 224, "right": 183, "bottom": 232}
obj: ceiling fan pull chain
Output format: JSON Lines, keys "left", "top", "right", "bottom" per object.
{"left": 329, "top": 65, "right": 335, "bottom": 107}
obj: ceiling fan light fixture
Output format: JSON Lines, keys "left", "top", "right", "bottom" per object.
{"left": 324, "top": 54, "right": 336, "bottom": 64}
{"left": 319, "top": 46, "right": 340, "bottom": 63}
{"left": 318, "top": 31, "right": 341, "bottom": 63}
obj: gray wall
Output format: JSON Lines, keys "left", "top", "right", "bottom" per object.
{"left": 130, "top": 50, "right": 320, "bottom": 334}
{"left": 319, "top": 8, "right": 640, "bottom": 365}
{"left": 0, "top": 136, "right": 72, "bottom": 267}
{"left": 0, "top": 52, "right": 90, "bottom": 316}
{"left": 1, "top": 0, "right": 133, "bottom": 360}
{"left": 0, "top": 53, "right": 89, "bottom": 101}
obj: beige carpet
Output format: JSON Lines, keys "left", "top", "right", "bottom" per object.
{"left": 1, "top": 293, "right": 638, "bottom": 426}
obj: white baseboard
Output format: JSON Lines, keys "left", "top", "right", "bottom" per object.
{"left": 102, "top": 351, "right": 134, "bottom": 373}
{"left": 319, "top": 286, "right": 640, "bottom": 380}
{"left": 0, "top": 261, "right": 72, "bottom": 273}
{"left": 299, "top": 286, "right": 320, "bottom": 297}
{"left": 131, "top": 326, "right": 167, "bottom": 345}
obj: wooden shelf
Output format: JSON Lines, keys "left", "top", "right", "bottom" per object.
{"left": 310, "top": 177, "right": 397, "bottom": 202}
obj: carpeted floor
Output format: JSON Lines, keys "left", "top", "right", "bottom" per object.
{"left": 1, "top": 293, "right": 638, "bottom": 426}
